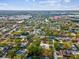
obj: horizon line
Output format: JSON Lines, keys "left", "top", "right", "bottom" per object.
{"left": 0, "top": 9, "right": 79, "bottom": 11}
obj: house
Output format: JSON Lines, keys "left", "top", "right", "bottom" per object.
{"left": 40, "top": 41, "right": 50, "bottom": 49}
{"left": 16, "top": 49, "right": 27, "bottom": 54}
{"left": 53, "top": 16, "right": 61, "bottom": 20}
{"left": 21, "top": 41, "right": 28, "bottom": 47}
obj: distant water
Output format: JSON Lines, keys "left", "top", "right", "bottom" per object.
{"left": 0, "top": 10, "right": 79, "bottom": 16}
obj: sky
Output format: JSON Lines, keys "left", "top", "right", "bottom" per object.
{"left": 0, "top": 0, "right": 79, "bottom": 10}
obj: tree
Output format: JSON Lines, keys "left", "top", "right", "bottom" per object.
{"left": 42, "top": 48, "right": 53, "bottom": 57}
{"left": 63, "top": 42, "right": 72, "bottom": 50}
{"left": 6, "top": 49, "right": 16, "bottom": 58}
{"left": 27, "top": 41, "right": 42, "bottom": 56}
{"left": 54, "top": 41, "right": 60, "bottom": 51}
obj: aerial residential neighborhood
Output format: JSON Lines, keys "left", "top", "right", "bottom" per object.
{"left": 0, "top": 0, "right": 79, "bottom": 59}
{"left": 0, "top": 11, "right": 79, "bottom": 59}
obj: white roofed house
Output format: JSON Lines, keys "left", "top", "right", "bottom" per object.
{"left": 40, "top": 41, "right": 50, "bottom": 49}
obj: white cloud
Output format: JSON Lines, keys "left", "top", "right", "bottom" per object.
{"left": 29, "top": 0, "right": 78, "bottom": 10}
{"left": 64, "top": 0, "right": 71, "bottom": 3}
{"left": 0, "top": 0, "right": 78, "bottom": 10}
{"left": 38, "top": 0, "right": 61, "bottom": 4}
{"left": 25, "top": 0, "right": 36, "bottom": 2}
